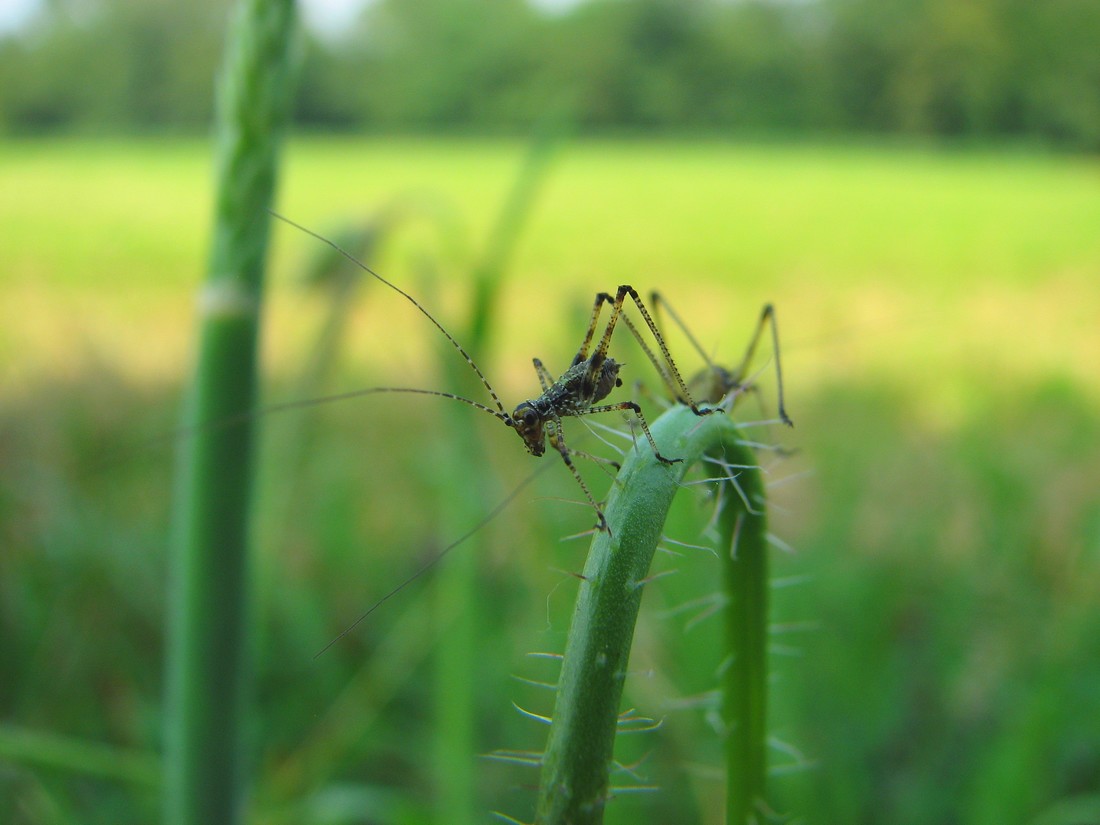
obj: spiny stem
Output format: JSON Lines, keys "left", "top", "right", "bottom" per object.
{"left": 536, "top": 404, "right": 770, "bottom": 824}
{"left": 718, "top": 458, "right": 770, "bottom": 824}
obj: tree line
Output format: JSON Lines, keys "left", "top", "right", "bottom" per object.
{"left": 2, "top": 0, "right": 1097, "bottom": 149}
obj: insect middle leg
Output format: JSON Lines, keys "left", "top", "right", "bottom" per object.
{"left": 575, "top": 399, "right": 681, "bottom": 466}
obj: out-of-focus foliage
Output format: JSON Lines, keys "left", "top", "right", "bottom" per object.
{"left": 3, "top": 134, "right": 1099, "bottom": 823}
{"left": 0, "top": 0, "right": 226, "bottom": 132}
{"left": 2, "top": 0, "right": 1098, "bottom": 148}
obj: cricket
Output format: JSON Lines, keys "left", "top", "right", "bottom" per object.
{"left": 269, "top": 211, "right": 717, "bottom": 534}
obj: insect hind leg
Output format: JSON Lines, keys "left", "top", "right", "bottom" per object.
{"left": 599, "top": 285, "right": 716, "bottom": 418}
{"left": 615, "top": 310, "right": 682, "bottom": 408}
{"left": 650, "top": 291, "right": 715, "bottom": 372}
{"left": 733, "top": 304, "right": 793, "bottom": 427}
{"left": 570, "top": 291, "right": 617, "bottom": 367}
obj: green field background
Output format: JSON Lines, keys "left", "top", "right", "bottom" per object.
{"left": 2, "top": 137, "right": 1099, "bottom": 824}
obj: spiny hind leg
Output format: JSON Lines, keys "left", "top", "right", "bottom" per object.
{"left": 586, "top": 284, "right": 713, "bottom": 416}
{"left": 571, "top": 291, "right": 617, "bottom": 367}
{"left": 615, "top": 310, "right": 681, "bottom": 406}
{"left": 618, "top": 286, "right": 716, "bottom": 417}
{"left": 650, "top": 291, "right": 712, "bottom": 368}
{"left": 733, "top": 304, "right": 792, "bottom": 427}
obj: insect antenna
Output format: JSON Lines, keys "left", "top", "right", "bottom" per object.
{"left": 313, "top": 460, "right": 554, "bottom": 658}
{"left": 83, "top": 383, "right": 508, "bottom": 481}
{"left": 257, "top": 385, "right": 506, "bottom": 423}
{"left": 269, "top": 209, "right": 510, "bottom": 421}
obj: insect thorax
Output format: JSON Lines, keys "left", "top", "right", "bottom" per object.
{"left": 549, "top": 357, "right": 620, "bottom": 411}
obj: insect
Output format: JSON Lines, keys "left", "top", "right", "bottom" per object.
{"left": 270, "top": 211, "right": 715, "bottom": 533}
{"left": 617, "top": 291, "right": 793, "bottom": 426}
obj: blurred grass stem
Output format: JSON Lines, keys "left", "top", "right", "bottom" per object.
{"left": 433, "top": 128, "right": 558, "bottom": 824}
{"left": 163, "top": 1, "right": 296, "bottom": 824}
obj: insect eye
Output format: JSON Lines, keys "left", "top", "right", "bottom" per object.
{"left": 523, "top": 409, "right": 539, "bottom": 426}
{"left": 615, "top": 378, "right": 623, "bottom": 387}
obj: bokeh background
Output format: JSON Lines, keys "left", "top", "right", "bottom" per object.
{"left": 2, "top": 1, "right": 1098, "bottom": 823}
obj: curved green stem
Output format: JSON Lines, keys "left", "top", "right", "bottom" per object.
{"left": 536, "top": 404, "right": 769, "bottom": 824}
{"left": 718, "top": 433, "right": 769, "bottom": 825}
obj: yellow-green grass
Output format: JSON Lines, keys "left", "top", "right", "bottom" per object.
{"left": 2, "top": 136, "right": 1099, "bottom": 824}
{"left": 3, "top": 137, "right": 1098, "bottom": 407}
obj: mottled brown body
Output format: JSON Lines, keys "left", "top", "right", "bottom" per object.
{"left": 511, "top": 357, "right": 622, "bottom": 457}
{"left": 498, "top": 284, "right": 718, "bottom": 531}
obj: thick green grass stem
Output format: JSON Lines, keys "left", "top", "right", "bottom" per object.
{"left": 536, "top": 405, "right": 769, "bottom": 824}
{"left": 719, "top": 439, "right": 769, "bottom": 825}
{"left": 163, "top": 2, "right": 296, "bottom": 825}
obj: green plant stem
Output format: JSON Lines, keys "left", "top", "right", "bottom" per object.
{"left": 720, "top": 442, "right": 769, "bottom": 825}
{"left": 535, "top": 404, "right": 768, "bottom": 825}
{"left": 163, "top": 2, "right": 296, "bottom": 824}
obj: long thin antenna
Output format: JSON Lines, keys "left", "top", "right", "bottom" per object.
{"left": 259, "top": 386, "right": 508, "bottom": 423}
{"left": 313, "top": 461, "right": 554, "bottom": 658}
{"left": 88, "top": 385, "right": 509, "bottom": 478}
{"left": 269, "top": 209, "right": 509, "bottom": 417}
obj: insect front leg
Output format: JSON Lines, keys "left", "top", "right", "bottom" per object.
{"left": 546, "top": 416, "right": 609, "bottom": 533}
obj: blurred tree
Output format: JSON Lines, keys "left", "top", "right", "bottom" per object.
{"left": 340, "top": 0, "right": 544, "bottom": 129}
{"left": 0, "top": 0, "right": 224, "bottom": 132}
{"left": 0, "top": 0, "right": 1097, "bottom": 148}
{"left": 820, "top": 0, "right": 1100, "bottom": 147}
